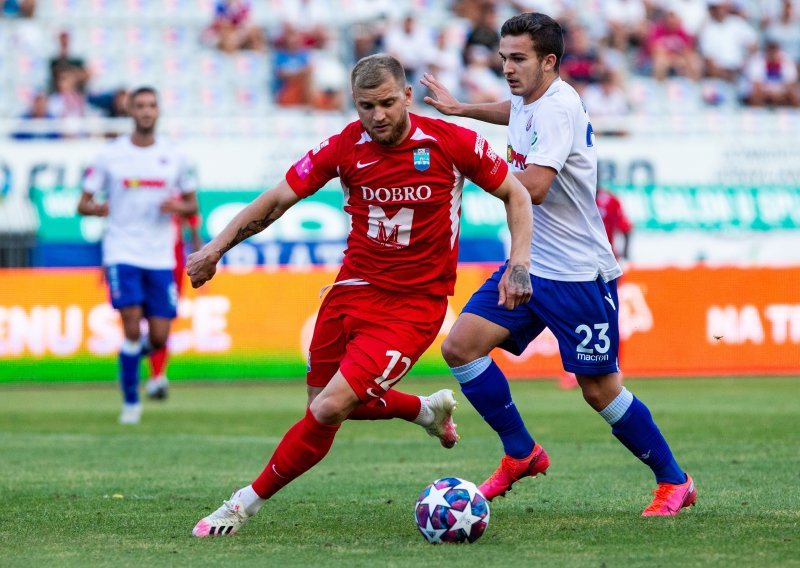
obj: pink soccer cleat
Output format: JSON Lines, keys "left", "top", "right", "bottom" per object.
{"left": 642, "top": 473, "right": 696, "bottom": 516}
{"left": 421, "top": 389, "right": 460, "bottom": 449}
{"left": 192, "top": 490, "right": 252, "bottom": 537}
{"left": 478, "top": 443, "right": 550, "bottom": 501}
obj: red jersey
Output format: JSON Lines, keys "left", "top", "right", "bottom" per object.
{"left": 595, "top": 188, "right": 632, "bottom": 259}
{"left": 285, "top": 114, "right": 508, "bottom": 296}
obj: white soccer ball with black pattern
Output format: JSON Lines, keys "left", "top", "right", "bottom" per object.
{"left": 414, "top": 477, "right": 490, "bottom": 544}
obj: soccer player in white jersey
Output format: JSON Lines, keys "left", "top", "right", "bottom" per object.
{"left": 77, "top": 87, "right": 198, "bottom": 424}
{"left": 422, "top": 13, "right": 696, "bottom": 516}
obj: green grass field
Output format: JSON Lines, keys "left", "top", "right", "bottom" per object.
{"left": 0, "top": 377, "right": 798, "bottom": 567}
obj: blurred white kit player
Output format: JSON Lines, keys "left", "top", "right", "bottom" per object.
{"left": 78, "top": 87, "right": 198, "bottom": 424}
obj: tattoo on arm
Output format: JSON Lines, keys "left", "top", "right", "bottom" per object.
{"left": 510, "top": 265, "right": 532, "bottom": 292}
{"left": 218, "top": 214, "right": 276, "bottom": 255}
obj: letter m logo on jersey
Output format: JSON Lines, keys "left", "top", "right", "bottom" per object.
{"left": 367, "top": 205, "right": 414, "bottom": 249}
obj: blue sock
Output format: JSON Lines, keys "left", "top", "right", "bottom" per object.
{"left": 119, "top": 339, "right": 141, "bottom": 404}
{"left": 450, "top": 357, "right": 535, "bottom": 459}
{"left": 600, "top": 388, "right": 686, "bottom": 485}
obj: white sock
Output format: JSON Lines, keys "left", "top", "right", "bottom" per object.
{"left": 120, "top": 339, "right": 141, "bottom": 356}
{"left": 237, "top": 485, "right": 265, "bottom": 516}
{"left": 412, "top": 396, "right": 434, "bottom": 426}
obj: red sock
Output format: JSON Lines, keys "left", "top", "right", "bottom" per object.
{"left": 251, "top": 408, "right": 340, "bottom": 499}
{"left": 347, "top": 389, "right": 421, "bottom": 421}
{"left": 150, "top": 346, "right": 168, "bottom": 377}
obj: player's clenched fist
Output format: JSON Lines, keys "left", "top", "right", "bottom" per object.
{"left": 186, "top": 247, "right": 221, "bottom": 288}
{"left": 497, "top": 263, "right": 532, "bottom": 310}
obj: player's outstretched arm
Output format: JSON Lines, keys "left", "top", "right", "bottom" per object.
{"left": 421, "top": 73, "right": 511, "bottom": 125}
{"left": 186, "top": 179, "right": 300, "bottom": 288}
{"left": 491, "top": 172, "right": 533, "bottom": 310}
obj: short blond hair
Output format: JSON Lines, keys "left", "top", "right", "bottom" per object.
{"left": 351, "top": 54, "right": 407, "bottom": 90}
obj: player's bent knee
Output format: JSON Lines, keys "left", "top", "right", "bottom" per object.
{"left": 580, "top": 388, "right": 607, "bottom": 410}
{"left": 308, "top": 396, "right": 349, "bottom": 425}
{"left": 441, "top": 336, "right": 474, "bottom": 367}
{"left": 577, "top": 374, "right": 621, "bottom": 411}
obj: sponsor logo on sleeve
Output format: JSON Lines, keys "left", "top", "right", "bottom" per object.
{"left": 312, "top": 138, "right": 330, "bottom": 155}
{"left": 474, "top": 134, "right": 485, "bottom": 158}
{"left": 293, "top": 154, "right": 314, "bottom": 180}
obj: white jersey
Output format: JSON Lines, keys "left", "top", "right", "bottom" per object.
{"left": 83, "top": 136, "right": 196, "bottom": 270}
{"left": 507, "top": 78, "right": 621, "bottom": 282}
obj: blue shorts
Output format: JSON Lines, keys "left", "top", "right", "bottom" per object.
{"left": 462, "top": 263, "right": 620, "bottom": 375}
{"left": 106, "top": 264, "right": 178, "bottom": 319}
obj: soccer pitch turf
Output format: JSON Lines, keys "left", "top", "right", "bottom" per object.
{"left": 0, "top": 377, "right": 797, "bottom": 567}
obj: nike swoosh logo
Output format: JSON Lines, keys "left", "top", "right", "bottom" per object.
{"left": 356, "top": 159, "right": 379, "bottom": 169}
{"left": 272, "top": 464, "right": 289, "bottom": 479}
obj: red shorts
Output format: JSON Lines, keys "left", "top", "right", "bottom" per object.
{"left": 307, "top": 284, "right": 447, "bottom": 402}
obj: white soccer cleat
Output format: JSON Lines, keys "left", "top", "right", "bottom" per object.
{"left": 422, "top": 389, "right": 459, "bottom": 449}
{"left": 192, "top": 491, "right": 252, "bottom": 537}
{"left": 118, "top": 402, "right": 142, "bottom": 425}
{"left": 145, "top": 375, "right": 169, "bottom": 400}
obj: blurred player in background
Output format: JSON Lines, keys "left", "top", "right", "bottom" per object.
{"left": 188, "top": 54, "right": 534, "bottom": 537}
{"left": 560, "top": 185, "right": 633, "bottom": 389}
{"left": 423, "top": 12, "right": 695, "bottom": 516}
{"left": 145, "top": 212, "right": 203, "bottom": 400}
{"left": 77, "top": 87, "right": 198, "bottom": 424}
{"left": 596, "top": 185, "right": 633, "bottom": 261}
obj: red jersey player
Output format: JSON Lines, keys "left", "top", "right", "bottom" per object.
{"left": 187, "top": 54, "right": 534, "bottom": 537}
{"left": 595, "top": 186, "right": 633, "bottom": 261}
{"left": 145, "top": 212, "right": 202, "bottom": 400}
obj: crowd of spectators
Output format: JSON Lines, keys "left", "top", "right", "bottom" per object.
{"left": 7, "top": 0, "right": 800, "bottom": 137}
{"left": 252, "top": 0, "right": 799, "bottom": 112}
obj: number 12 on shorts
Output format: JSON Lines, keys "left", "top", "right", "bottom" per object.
{"left": 372, "top": 350, "right": 411, "bottom": 394}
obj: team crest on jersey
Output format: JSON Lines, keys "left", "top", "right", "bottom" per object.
{"left": 413, "top": 148, "right": 430, "bottom": 171}
{"left": 530, "top": 131, "right": 539, "bottom": 152}
{"left": 526, "top": 114, "right": 533, "bottom": 131}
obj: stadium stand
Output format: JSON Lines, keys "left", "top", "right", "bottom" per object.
{"left": 1, "top": 0, "right": 797, "bottom": 122}
{"left": 1, "top": 0, "right": 799, "bottom": 268}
